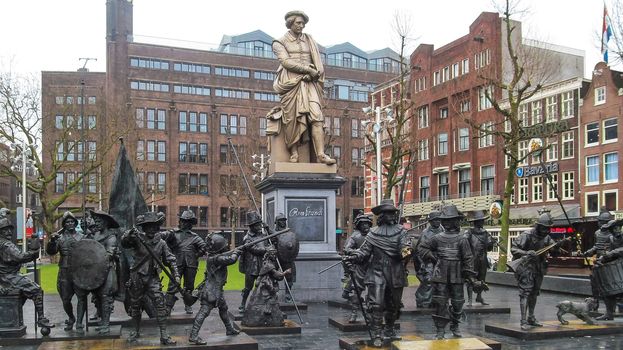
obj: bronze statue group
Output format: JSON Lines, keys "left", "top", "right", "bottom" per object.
{"left": 1, "top": 199, "right": 623, "bottom": 347}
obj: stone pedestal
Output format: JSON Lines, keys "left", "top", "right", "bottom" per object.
{"left": 257, "top": 168, "right": 345, "bottom": 302}
{"left": 0, "top": 293, "right": 26, "bottom": 337}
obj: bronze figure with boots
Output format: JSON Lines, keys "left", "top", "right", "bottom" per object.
{"left": 464, "top": 211, "right": 495, "bottom": 306}
{"left": 344, "top": 199, "right": 410, "bottom": 347}
{"left": 342, "top": 213, "right": 371, "bottom": 323}
{"left": 0, "top": 215, "right": 55, "bottom": 330}
{"left": 189, "top": 232, "right": 240, "bottom": 345}
{"left": 418, "top": 204, "right": 475, "bottom": 339}
{"left": 162, "top": 210, "right": 207, "bottom": 315}
{"left": 238, "top": 211, "right": 268, "bottom": 312}
{"left": 46, "top": 211, "right": 83, "bottom": 331}
{"left": 511, "top": 211, "right": 559, "bottom": 330}
{"left": 121, "top": 212, "right": 180, "bottom": 345}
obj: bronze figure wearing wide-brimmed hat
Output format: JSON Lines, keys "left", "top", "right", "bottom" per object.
{"left": 61, "top": 211, "right": 78, "bottom": 226}
{"left": 136, "top": 212, "right": 166, "bottom": 227}
{"left": 438, "top": 204, "right": 464, "bottom": 220}
{"left": 468, "top": 211, "right": 489, "bottom": 222}
{"left": 372, "top": 198, "right": 399, "bottom": 215}
{"left": 178, "top": 210, "right": 198, "bottom": 225}
{"left": 246, "top": 211, "right": 262, "bottom": 226}
{"left": 427, "top": 211, "right": 442, "bottom": 221}
{"left": 88, "top": 209, "right": 120, "bottom": 229}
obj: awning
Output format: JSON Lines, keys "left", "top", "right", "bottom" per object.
{"left": 452, "top": 162, "right": 471, "bottom": 170}
{"left": 432, "top": 166, "right": 449, "bottom": 174}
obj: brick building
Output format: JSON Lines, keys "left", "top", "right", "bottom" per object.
{"left": 579, "top": 62, "right": 622, "bottom": 216}
{"left": 41, "top": 0, "right": 398, "bottom": 235}
{"left": 365, "top": 12, "right": 585, "bottom": 227}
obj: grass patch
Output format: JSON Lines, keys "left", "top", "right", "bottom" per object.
{"left": 36, "top": 260, "right": 246, "bottom": 294}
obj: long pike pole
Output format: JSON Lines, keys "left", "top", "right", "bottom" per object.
{"left": 227, "top": 134, "right": 304, "bottom": 324}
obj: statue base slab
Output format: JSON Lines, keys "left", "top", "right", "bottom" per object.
{"left": 0, "top": 324, "right": 121, "bottom": 347}
{"left": 234, "top": 319, "right": 301, "bottom": 335}
{"left": 328, "top": 300, "right": 510, "bottom": 315}
{"left": 485, "top": 320, "right": 623, "bottom": 340}
{"left": 339, "top": 334, "right": 423, "bottom": 350}
{"left": 88, "top": 313, "right": 195, "bottom": 327}
{"left": 401, "top": 305, "right": 510, "bottom": 315}
{"left": 391, "top": 338, "right": 492, "bottom": 350}
{"left": 36, "top": 332, "right": 258, "bottom": 350}
{"left": 329, "top": 317, "right": 400, "bottom": 332}
{"left": 279, "top": 302, "right": 307, "bottom": 312}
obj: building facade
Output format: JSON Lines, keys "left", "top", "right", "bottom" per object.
{"left": 41, "top": 0, "right": 398, "bottom": 235}
{"left": 365, "top": 12, "right": 585, "bottom": 227}
{"left": 579, "top": 62, "right": 622, "bottom": 217}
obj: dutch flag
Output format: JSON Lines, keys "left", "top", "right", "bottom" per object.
{"left": 602, "top": 5, "right": 613, "bottom": 64}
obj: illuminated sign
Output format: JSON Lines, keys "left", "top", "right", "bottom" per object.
{"left": 550, "top": 227, "right": 574, "bottom": 234}
{"left": 516, "top": 162, "right": 558, "bottom": 177}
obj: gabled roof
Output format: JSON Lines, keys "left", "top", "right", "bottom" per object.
{"left": 218, "top": 29, "right": 274, "bottom": 49}
{"left": 326, "top": 42, "right": 368, "bottom": 58}
{"left": 368, "top": 48, "right": 400, "bottom": 61}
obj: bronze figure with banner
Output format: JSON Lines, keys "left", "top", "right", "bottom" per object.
{"left": 344, "top": 199, "right": 410, "bottom": 347}
{"left": 121, "top": 212, "right": 180, "bottom": 345}
{"left": 162, "top": 210, "right": 207, "bottom": 315}
{"left": 46, "top": 211, "right": 83, "bottom": 331}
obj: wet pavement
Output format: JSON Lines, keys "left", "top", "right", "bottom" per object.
{"left": 8, "top": 284, "right": 623, "bottom": 350}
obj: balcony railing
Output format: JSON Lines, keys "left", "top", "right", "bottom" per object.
{"left": 403, "top": 192, "right": 500, "bottom": 217}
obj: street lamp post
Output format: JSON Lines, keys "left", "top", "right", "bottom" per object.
{"left": 78, "top": 57, "right": 96, "bottom": 223}
{"left": 11, "top": 140, "right": 32, "bottom": 253}
{"left": 362, "top": 107, "right": 394, "bottom": 206}
{"left": 252, "top": 153, "right": 270, "bottom": 221}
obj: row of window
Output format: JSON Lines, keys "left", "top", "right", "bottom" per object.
{"left": 419, "top": 169, "right": 475, "bottom": 201}
{"left": 136, "top": 140, "right": 166, "bottom": 162}
{"left": 54, "top": 96, "right": 97, "bottom": 105}
{"left": 502, "top": 131, "right": 574, "bottom": 170}
{"left": 136, "top": 172, "right": 167, "bottom": 193}
{"left": 585, "top": 118, "right": 618, "bottom": 146}
{"left": 54, "top": 172, "right": 97, "bottom": 194}
{"left": 55, "top": 115, "right": 96, "bottom": 130}
{"left": 586, "top": 152, "right": 619, "bottom": 185}
{"left": 586, "top": 190, "right": 618, "bottom": 216}
{"left": 55, "top": 141, "right": 97, "bottom": 161}
{"left": 417, "top": 124, "right": 495, "bottom": 160}
{"left": 515, "top": 172, "right": 575, "bottom": 203}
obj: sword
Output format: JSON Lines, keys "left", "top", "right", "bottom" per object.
{"left": 226, "top": 133, "right": 304, "bottom": 324}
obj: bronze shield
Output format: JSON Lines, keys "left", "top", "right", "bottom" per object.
{"left": 276, "top": 229, "right": 299, "bottom": 263}
{"left": 70, "top": 239, "right": 110, "bottom": 291}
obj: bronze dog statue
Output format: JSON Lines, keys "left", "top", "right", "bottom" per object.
{"left": 556, "top": 298, "right": 597, "bottom": 325}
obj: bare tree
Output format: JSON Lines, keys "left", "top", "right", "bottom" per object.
{"left": 462, "top": 0, "right": 563, "bottom": 271}
{"left": 0, "top": 70, "right": 126, "bottom": 234}
{"left": 603, "top": 1, "right": 623, "bottom": 65}
{"left": 365, "top": 12, "right": 417, "bottom": 203}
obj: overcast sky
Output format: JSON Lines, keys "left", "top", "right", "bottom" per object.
{"left": 0, "top": 0, "right": 611, "bottom": 78}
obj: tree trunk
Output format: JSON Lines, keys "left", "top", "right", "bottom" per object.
{"left": 497, "top": 162, "right": 517, "bottom": 272}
